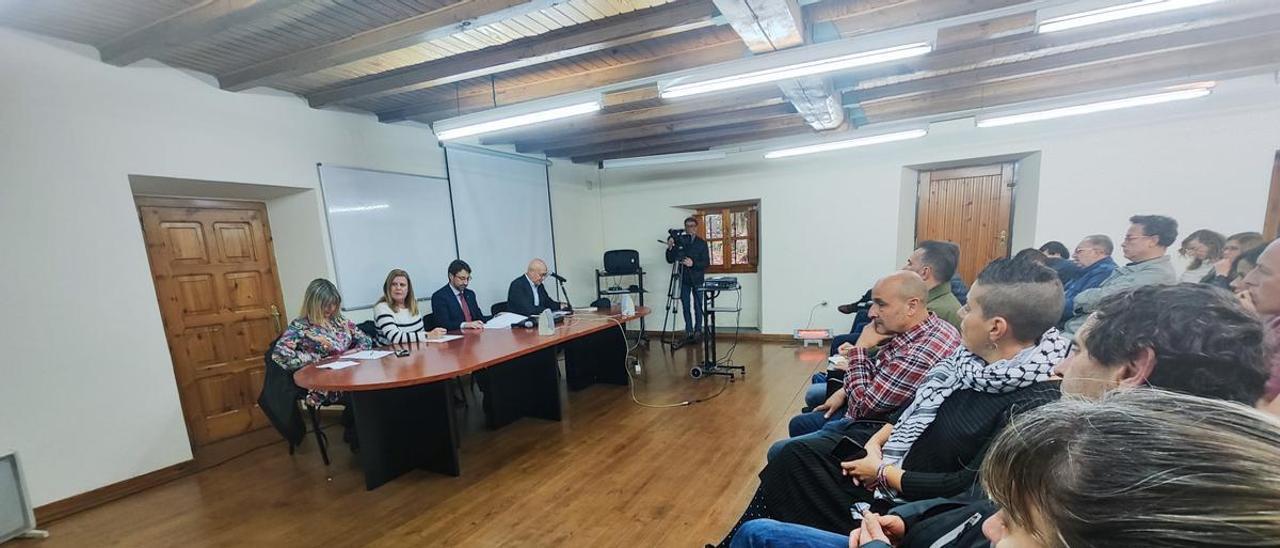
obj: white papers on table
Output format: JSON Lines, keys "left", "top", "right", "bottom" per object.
{"left": 484, "top": 312, "right": 527, "bottom": 329}
{"left": 572, "top": 307, "right": 597, "bottom": 313}
{"left": 318, "top": 360, "right": 359, "bottom": 370}
{"left": 553, "top": 310, "right": 570, "bottom": 318}
{"left": 343, "top": 350, "right": 393, "bottom": 360}
{"left": 424, "top": 335, "right": 463, "bottom": 343}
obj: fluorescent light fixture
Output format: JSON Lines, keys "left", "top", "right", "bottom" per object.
{"left": 661, "top": 43, "right": 932, "bottom": 99}
{"left": 1038, "top": 0, "right": 1222, "bottom": 33}
{"left": 601, "top": 150, "right": 729, "bottom": 169}
{"left": 328, "top": 204, "right": 390, "bottom": 213}
{"left": 764, "top": 129, "right": 927, "bottom": 159}
{"left": 435, "top": 101, "right": 600, "bottom": 141}
{"left": 976, "top": 85, "right": 1214, "bottom": 128}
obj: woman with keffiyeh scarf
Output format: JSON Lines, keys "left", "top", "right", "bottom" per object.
{"left": 716, "top": 257, "right": 1070, "bottom": 546}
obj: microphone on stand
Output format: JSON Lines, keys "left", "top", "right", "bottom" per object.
{"left": 548, "top": 272, "right": 568, "bottom": 283}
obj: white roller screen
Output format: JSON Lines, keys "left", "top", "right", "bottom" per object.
{"left": 446, "top": 146, "right": 557, "bottom": 312}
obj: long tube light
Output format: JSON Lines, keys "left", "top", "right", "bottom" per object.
{"left": 601, "top": 150, "right": 730, "bottom": 169}
{"left": 764, "top": 129, "right": 928, "bottom": 159}
{"left": 976, "top": 85, "right": 1214, "bottom": 128}
{"left": 1037, "top": 0, "right": 1222, "bottom": 33}
{"left": 661, "top": 43, "right": 932, "bottom": 99}
{"left": 435, "top": 101, "right": 601, "bottom": 141}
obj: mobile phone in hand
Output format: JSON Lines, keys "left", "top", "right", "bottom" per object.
{"left": 394, "top": 349, "right": 410, "bottom": 357}
{"left": 831, "top": 436, "right": 868, "bottom": 462}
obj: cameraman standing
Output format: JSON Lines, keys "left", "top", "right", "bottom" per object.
{"left": 666, "top": 216, "right": 711, "bottom": 341}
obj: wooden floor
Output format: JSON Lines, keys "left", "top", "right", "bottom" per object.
{"left": 19, "top": 340, "right": 827, "bottom": 547}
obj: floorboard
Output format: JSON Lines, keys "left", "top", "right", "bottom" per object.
{"left": 18, "top": 340, "right": 829, "bottom": 547}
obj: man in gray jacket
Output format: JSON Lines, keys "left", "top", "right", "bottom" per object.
{"left": 1062, "top": 215, "right": 1178, "bottom": 337}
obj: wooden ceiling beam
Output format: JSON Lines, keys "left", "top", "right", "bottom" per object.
{"left": 549, "top": 114, "right": 805, "bottom": 158}
{"left": 860, "top": 34, "right": 1280, "bottom": 124}
{"left": 571, "top": 123, "right": 813, "bottom": 163}
{"left": 218, "top": 0, "right": 565, "bottom": 91}
{"left": 478, "top": 87, "right": 785, "bottom": 143}
{"left": 99, "top": 0, "right": 294, "bottom": 66}
{"left": 377, "top": 36, "right": 749, "bottom": 123}
{"left": 806, "top": 0, "right": 1028, "bottom": 39}
{"left": 306, "top": 0, "right": 723, "bottom": 108}
{"left": 516, "top": 102, "right": 797, "bottom": 153}
{"left": 713, "top": 0, "right": 845, "bottom": 130}
{"left": 844, "top": 8, "right": 1280, "bottom": 105}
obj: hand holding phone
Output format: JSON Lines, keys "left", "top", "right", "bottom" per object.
{"left": 831, "top": 436, "right": 869, "bottom": 462}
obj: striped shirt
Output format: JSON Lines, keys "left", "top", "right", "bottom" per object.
{"left": 372, "top": 302, "right": 430, "bottom": 344}
{"left": 843, "top": 313, "right": 962, "bottom": 421}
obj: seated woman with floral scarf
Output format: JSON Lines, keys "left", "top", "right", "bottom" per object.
{"left": 716, "top": 257, "right": 1070, "bottom": 545}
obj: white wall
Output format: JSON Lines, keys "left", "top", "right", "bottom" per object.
{"left": 0, "top": 29, "right": 597, "bottom": 507}
{"left": 597, "top": 75, "right": 1280, "bottom": 334}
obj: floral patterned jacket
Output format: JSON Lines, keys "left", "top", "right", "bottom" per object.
{"left": 271, "top": 315, "right": 374, "bottom": 371}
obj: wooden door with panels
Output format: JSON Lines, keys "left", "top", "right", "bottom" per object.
{"left": 137, "top": 197, "right": 286, "bottom": 448}
{"left": 915, "top": 163, "right": 1016, "bottom": 285}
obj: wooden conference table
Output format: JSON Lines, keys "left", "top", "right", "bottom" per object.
{"left": 294, "top": 307, "right": 650, "bottom": 490}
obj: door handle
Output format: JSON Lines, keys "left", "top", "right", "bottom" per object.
{"left": 270, "top": 305, "right": 282, "bottom": 333}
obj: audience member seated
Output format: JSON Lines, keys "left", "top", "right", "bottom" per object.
{"left": 1037, "top": 240, "right": 1080, "bottom": 283}
{"left": 948, "top": 274, "right": 968, "bottom": 306}
{"left": 1062, "top": 215, "right": 1178, "bottom": 337}
{"left": 732, "top": 282, "right": 1269, "bottom": 548}
{"left": 507, "top": 258, "right": 567, "bottom": 316}
{"left": 1011, "top": 248, "right": 1048, "bottom": 265}
{"left": 1177, "top": 228, "right": 1224, "bottom": 283}
{"left": 1242, "top": 239, "right": 1280, "bottom": 407}
{"left": 431, "top": 259, "right": 487, "bottom": 331}
{"left": 373, "top": 268, "right": 446, "bottom": 344}
{"left": 271, "top": 279, "right": 375, "bottom": 447}
{"left": 722, "top": 258, "right": 1066, "bottom": 543}
{"left": 974, "top": 391, "right": 1280, "bottom": 548}
{"left": 1203, "top": 231, "right": 1265, "bottom": 288}
{"left": 1230, "top": 243, "right": 1265, "bottom": 292}
{"left": 902, "top": 241, "right": 964, "bottom": 329}
{"left": 778, "top": 271, "right": 960, "bottom": 460}
{"left": 1059, "top": 235, "right": 1117, "bottom": 327}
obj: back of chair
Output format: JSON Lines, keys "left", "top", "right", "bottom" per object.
{"left": 356, "top": 320, "right": 379, "bottom": 340}
{"left": 490, "top": 301, "right": 508, "bottom": 316}
{"left": 424, "top": 312, "right": 439, "bottom": 331}
{"left": 258, "top": 337, "right": 306, "bottom": 446}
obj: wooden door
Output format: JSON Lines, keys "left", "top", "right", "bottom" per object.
{"left": 137, "top": 197, "right": 286, "bottom": 448}
{"left": 915, "top": 163, "right": 1016, "bottom": 285}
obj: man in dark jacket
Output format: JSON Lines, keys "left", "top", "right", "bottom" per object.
{"left": 1059, "top": 235, "right": 1118, "bottom": 326}
{"left": 666, "top": 216, "right": 710, "bottom": 340}
{"left": 506, "top": 258, "right": 565, "bottom": 316}
{"left": 431, "top": 259, "right": 488, "bottom": 330}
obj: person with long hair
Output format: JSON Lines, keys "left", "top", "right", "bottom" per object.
{"left": 1203, "top": 231, "right": 1266, "bottom": 288}
{"left": 374, "top": 268, "right": 446, "bottom": 344}
{"left": 271, "top": 278, "right": 374, "bottom": 405}
{"left": 1177, "top": 228, "right": 1225, "bottom": 283}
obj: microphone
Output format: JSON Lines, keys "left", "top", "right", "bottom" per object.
{"left": 548, "top": 272, "right": 567, "bottom": 283}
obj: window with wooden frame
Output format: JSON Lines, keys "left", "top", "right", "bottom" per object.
{"left": 696, "top": 204, "right": 758, "bottom": 274}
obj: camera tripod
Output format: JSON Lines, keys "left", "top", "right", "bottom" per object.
{"left": 660, "top": 259, "right": 688, "bottom": 348}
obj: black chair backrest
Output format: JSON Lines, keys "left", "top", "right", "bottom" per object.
{"left": 490, "top": 301, "right": 508, "bottom": 316}
{"left": 356, "top": 320, "right": 379, "bottom": 340}
{"left": 424, "top": 312, "right": 438, "bottom": 330}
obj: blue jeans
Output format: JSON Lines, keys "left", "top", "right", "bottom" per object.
{"left": 680, "top": 279, "right": 704, "bottom": 333}
{"left": 805, "top": 373, "right": 829, "bottom": 408}
{"left": 731, "top": 519, "right": 849, "bottom": 548}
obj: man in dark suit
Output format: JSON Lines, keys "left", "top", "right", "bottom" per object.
{"left": 666, "top": 216, "right": 710, "bottom": 340}
{"left": 431, "top": 259, "right": 488, "bottom": 330}
{"left": 507, "top": 258, "right": 566, "bottom": 316}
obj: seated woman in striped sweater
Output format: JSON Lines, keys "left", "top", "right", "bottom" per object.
{"left": 373, "top": 268, "right": 446, "bottom": 344}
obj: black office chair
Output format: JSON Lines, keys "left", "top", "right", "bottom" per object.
{"left": 490, "top": 301, "right": 508, "bottom": 316}
{"left": 356, "top": 320, "right": 379, "bottom": 341}
{"left": 424, "top": 312, "right": 439, "bottom": 331}
{"left": 257, "top": 339, "right": 337, "bottom": 466}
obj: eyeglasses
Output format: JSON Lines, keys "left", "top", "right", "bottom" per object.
{"left": 452, "top": 274, "right": 472, "bottom": 281}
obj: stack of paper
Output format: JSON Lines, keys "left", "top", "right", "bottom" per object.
{"left": 343, "top": 350, "right": 392, "bottom": 360}
{"left": 318, "top": 360, "right": 359, "bottom": 370}
{"left": 484, "top": 312, "right": 527, "bottom": 329}
{"left": 424, "top": 334, "right": 463, "bottom": 343}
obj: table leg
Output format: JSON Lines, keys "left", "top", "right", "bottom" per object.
{"left": 480, "top": 347, "right": 562, "bottom": 429}
{"left": 350, "top": 382, "right": 460, "bottom": 490}
{"left": 564, "top": 327, "right": 630, "bottom": 390}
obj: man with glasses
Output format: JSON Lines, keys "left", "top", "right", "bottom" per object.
{"left": 1059, "top": 235, "right": 1117, "bottom": 327}
{"left": 432, "top": 259, "right": 488, "bottom": 330}
{"left": 1062, "top": 215, "right": 1178, "bottom": 337}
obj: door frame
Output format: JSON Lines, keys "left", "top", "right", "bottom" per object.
{"left": 134, "top": 195, "right": 289, "bottom": 458}
{"left": 912, "top": 161, "right": 1019, "bottom": 283}
{"left": 1264, "top": 151, "right": 1280, "bottom": 240}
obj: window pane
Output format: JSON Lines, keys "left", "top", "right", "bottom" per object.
{"left": 733, "top": 239, "right": 749, "bottom": 264}
{"left": 706, "top": 214, "right": 723, "bottom": 239}
{"left": 710, "top": 242, "right": 724, "bottom": 265}
{"left": 732, "top": 211, "right": 749, "bottom": 237}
